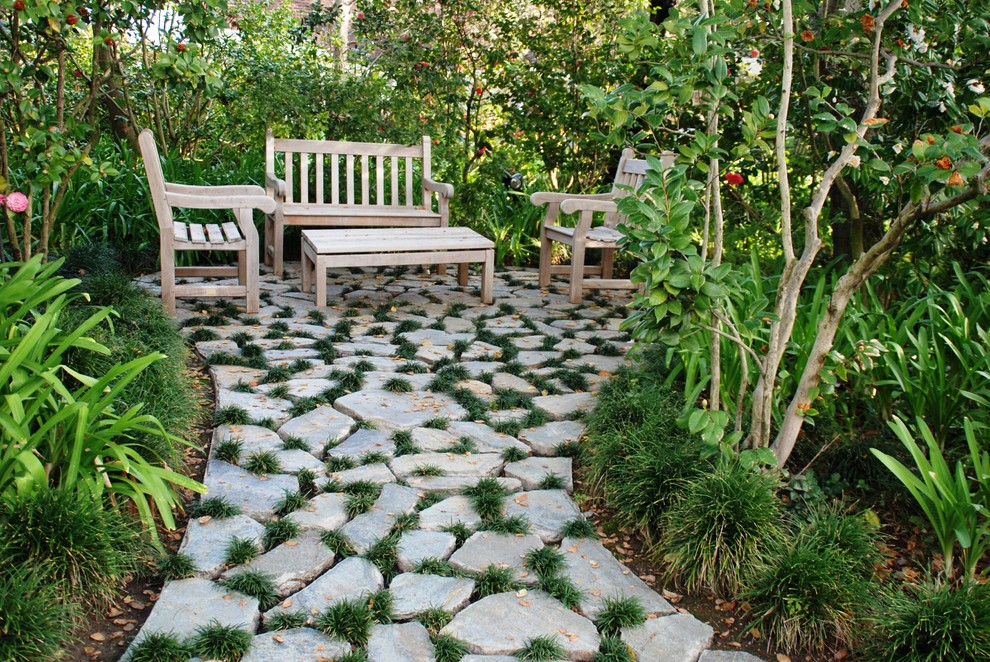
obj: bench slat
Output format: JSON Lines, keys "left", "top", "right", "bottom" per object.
{"left": 361, "top": 154, "right": 369, "bottom": 205}
{"left": 391, "top": 156, "right": 399, "bottom": 206}
{"left": 222, "top": 221, "right": 243, "bottom": 242}
{"left": 205, "top": 224, "right": 224, "bottom": 244}
{"left": 376, "top": 155, "right": 385, "bottom": 206}
{"left": 405, "top": 157, "right": 413, "bottom": 207}
{"left": 174, "top": 221, "right": 189, "bottom": 242}
{"left": 346, "top": 154, "right": 355, "bottom": 205}
{"left": 189, "top": 223, "right": 207, "bottom": 244}
{"left": 285, "top": 152, "right": 294, "bottom": 204}
{"left": 315, "top": 155, "right": 324, "bottom": 204}
{"left": 272, "top": 138, "right": 423, "bottom": 157}
{"left": 304, "top": 228, "right": 493, "bottom": 254}
{"left": 331, "top": 154, "right": 340, "bottom": 205}
{"left": 300, "top": 153, "right": 309, "bottom": 203}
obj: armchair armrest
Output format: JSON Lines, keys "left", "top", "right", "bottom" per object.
{"left": 166, "top": 183, "right": 268, "bottom": 198}
{"left": 560, "top": 198, "right": 619, "bottom": 215}
{"left": 423, "top": 176, "right": 455, "bottom": 199}
{"left": 266, "top": 172, "right": 287, "bottom": 199}
{"left": 530, "top": 191, "right": 613, "bottom": 206}
{"left": 166, "top": 190, "right": 277, "bottom": 214}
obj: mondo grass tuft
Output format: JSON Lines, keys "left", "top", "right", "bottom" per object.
{"left": 515, "top": 635, "right": 567, "bottom": 660}
{"left": 189, "top": 621, "right": 252, "bottom": 661}
{"left": 221, "top": 570, "right": 280, "bottom": 610}
{"left": 157, "top": 553, "right": 197, "bottom": 580}
{"left": 367, "top": 589, "right": 394, "bottom": 623}
{"left": 661, "top": 459, "right": 785, "bottom": 595}
{"left": 362, "top": 452, "right": 390, "bottom": 466}
{"left": 213, "top": 437, "right": 243, "bottom": 464}
{"left": 449, "top": 436, "right": 477, "bottom": 454}
{"left": 413, "top": 557, "right": 456, "bottom": 576}
{"left": 482, "top": 514, "right": 530, "bottom": 535}
{"left": 393, "top": 430, "right": 419, "bottom": 456}
{"left": 412, "top": 463, "right": 446, "bottom": 477}
{"left": 0, "top": 562, "right": 75, "bottom": 662}
{"left": 383, "top": 376, "right": 413, "bottom": 393}
{"left": 129, "top": 632, "right": 193, "bottom": 662}
{"left": 0, "top": 489, "right": 147, "bottom": 609}
{"left": 214, "top": 405, "right": 251, "bottom": 425}
{"left": 502, "top": 446, "right": 529, "bottom": 462}
{"left": 391, "top": 511, "right": 420, "bottom": 533}
{"left": 242, "top": 450, "right": 283, "bottom": 475}
{"left": 561, "top": 517, "right": 598, "bottom": 539}
{"left": 263, "top": 365, "right": 292, "bottom": 383}
{"left": 524, "top": 547, "right": 566, "bottom": 578}
{"left": 316, "top": 598, "right": 374, "bottom": 646}
{"left": 595, "top": 635, "right": 635, "bottom": 661}
{"left": 298, "top": 468, "right": 319, "bottom": 497}
{"left": 537, "top": 473, "right": 566, "bottom": 490}
{"left": 288, "top": 397, "right": 320, "bottom": 417}
{"left": 871, "top": 578, "right": 990, "bottom": 661}
{"left": 263, "top": 519, "right": 300, "bottom": 550}
{"left": 346, "top": 492, "right": 378, "bottom": 518}
{"left": 282, "top": 435, "right": 310, "bottom": 451}
{"left": 419, "top": 606, "right": 454, "bottom": 634}
{"left": 321, "top": 529, "right": 356, "bottom": 557}
{"left": 416, "top": 492, "right": 446, "bottom": 511}
{"left": 253, "top": 417, "right": 280, "bottom": 431}
{"left": 424, "top": 417, "right": 450, "bottom": 430}
{"left": 474, "top": 564, "right": 522, "bottom": 599}
{"left": 336, "top": 651, "right": 371, "bottom": 662}
{"left": 595, "top": 597, "right": 647, "bottom": 636}
{"left": 432, "top": 633, "right": 469, "bottom": 662}
{"left": 536, "top": 574, "right": 583, "bottom": 609}
{"left": 273, "top": 490, "right": 307, "bottom": 516}
{"left": 326, "top": 455, "right": 358, "bottom": 472}
{"left": 190, "top": 495, "right": 242, "bottom": 519}
{"left": 441, "top": 521, "right": 474, "bottom": 545}
{"left": 553, "top": 441, "right": 581, "bottom": 458}
{"left": 365, "top": 534, "right": 400, "bottom": 580}
{"left": 266, "top": 611, "right": 308, "bottom": 631}
{"left": 224, "top": 536, "right": 260, "bottom": 566}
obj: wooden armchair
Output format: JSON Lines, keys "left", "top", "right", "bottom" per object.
{"left": 532, "top": 148, "right": 674, "bottom": 303}
{"left": 139, "top": 129, "right": 275, "bottom": 315}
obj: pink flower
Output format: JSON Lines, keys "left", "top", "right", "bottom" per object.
{"left": 724, "top": 172, "right": 744, "bottom": 186}
{"left": 356, "top": 11, "right": 364, "bottom": 19}
{"left": 5, "top": 191, "right": 28, "bottom": 213}
{"left": 0, "top": 194, "right": 5, "bottom": 208}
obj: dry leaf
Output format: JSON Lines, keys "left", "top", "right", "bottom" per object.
{"left": 89, "top": 633, "right": 107, "bottom": 642}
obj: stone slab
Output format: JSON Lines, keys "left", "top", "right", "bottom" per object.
{"left": 621, "top": 613, "right": 715, "bottom": 662}
{"left": 560, "top": 536, "right": 674, "bottom": 619}
{"left": 406, "top": 476, "right": 523, "bottom": 495}
{"left": 203, "top": 460, "right": 298, "bottom": 522}
{"left": 447, "top": 421, "right": 529, "bottom": 454}
{"left": 441, "top": 590, "right": 599, "bottom": 660}
{"left": 367, "top": 622, "right": 436, "bottom": 662}
{"left": 256, "top": 378, "right": 335, "bottom": 400}
{"left": 131, "top": 578, "right": 259, "bottom": 645}
{"left": 503, "top": 490, "right": 583, "bottom": 544}
{"left": 327, "top": 429, "right": 396, "bottom": 461}
{"left": 216, "top": 389, "right": 294, "bottom": 425}
{"left": 277, "top": 407, "right": 355, "bottom": 456}
{"left": 698, "top": 652, "right": 764, "bottom": 662}
{"left": 411, "top": 427, "right": 460, "bottom": 452}
{"left": 397, "top": 530, "right": 459, "bottom": 572}
{"left": 504, "top": 457, "right": 573, "bottom": 492}
{"left": 339, "top": 483, "right": 421, "bottom": 554}
{"left": 518, "top": 421, "right": 586, "bottom": 456}
{"left": 531, "top": 393, "right": 595, "bottom": 421}
{"left": 264, "top": 557, "right": 384, "bottom": 621}
{"left": 390, "top": 453, "right": 504, "bottom": 479}
{"left": 285, "top": 492, "right": 350, "bottom": 532}
{"left": 329, "top": 463, "right": 396, "bottom": 486}
{"left": 213, "top": 425, "right": 284, "bottom": 458}
{"left": 334, "top": 390, "right": 467, "bottom": 432}
{"left": 449, "top": 532, "right": 544, "bottom": 586}
{"left": 241, "top": 628, "right": 350, "bottom": 662}
{"left": 418, "top": 495, "right": 482, "bottom": 532}
{"left": 390, "top": 572, "right": 476, "bottom": 620}
{"left": 222, "top": 531, "right": 336, "bottom": 597}
{"left": 178, "top": 514, "right": 265, "bottom": 578}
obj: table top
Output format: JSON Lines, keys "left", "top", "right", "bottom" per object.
{"left": 302, "top": 227, "right": 494, "bottom": 254}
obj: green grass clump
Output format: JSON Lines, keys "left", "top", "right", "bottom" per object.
{"left": 450, "top": 437, "right": 477, "bottom": 454}
{"left": 441, "top": 521, "right": 474, "bottom": 545}
{"left": 253, "top": 417, "right": 279, "bottom": 431}
{"left": 336, "top": 651, "right": 371, "bottom": 662}
{"left": 326, "top": 455, "right": 358, "bottom": 472}
{"left": 393, "top": 431, "right": 419, "bottom": 456}
{"left": 561, "top": 517, "right": 598, "bottom": 539}
{"left": 222, "top": 570, "right": 280, "bottom": 610}
{"left": 263, "top": 365, "right": 292, "bottom": 383}
{"left": 190, "top": 495, "right": 242, "bottom": 519}
{"left": 266, "top": 611, "right": 308, "bottom": 631}
{"left": 362, "top": 452, "right": 390, "bottom": 466}
{"left": 321, "top": 529, "right": 356, "bottom": 557}
{"left": 263, "top": 519, "right": 300, "bottom": 550}
{"left": 365, "top": 534, "right": 400, "bottom": 580}
{"left": 537, "top": 473, "right": 566, "bottom": 490}
{"left": 871, "top": 579, "right": 990, "bottom": 661}
{"left": 594, "top": 635, "right": 635, "bottom": 661}
{"left": 315, "top": 598, "right": 374, "bottom": 646}
{"left": 273, "top": 490, "right": 307, "bottom": 516}
{"left": 595, "top": 597, "right": 647, "bottom": 636}
{"left": 331, "top": 369, "right": 364, "bottom": 392}
{"left": 451, "top": 389, "right": 490, "bottom": 421}
{"left": 346, "top": 492, "right": 378, "bottom": 518}
{"left": 367, "top": 589, "right": 394, "bottom": 623}
{"left": 515, "top": 635, "right": 566, "bottom": 660}
{"left": 744, "top": 506, "right": 882, "bottom": 652}
{"left": 393, "top": 340, "right": 418, "bottom": 360}
{"left": 243, "top": 450, "right": 283, "bottom": 475}
{"left": 392, "top": 512, "right": 420, "bottom": 533}
{"left": 188, "top": 327, "right": 221, "bottom": 343}
{"left": 553, "top": 441, "right": 580, "bottom": 457}
{"left": 413, "top": 558, "right": 456, "bottom": 576}
{"left": 287, "top": 358, "right": 314, "bottom": 373}
{"left": 213, "top": 437, "right": 243, "bottom": 464}
{"left": 483, "top": 514, "right": 530, "bottom": 535}
{"left": 288, "top": 397, "right": 320, "bottom": 417}
{"left": 157, "top": 553, "right": 197, "bottom": 580}
{"left": 0, "top": 489, "right": 147, "bottom": 609}
{"left": 224, "top": 536, "right": 259, "bottom": 566}
{"left": 424, "top": 417, "right": 450, "bottom": 430}
{"left": 231, "top": 379, "right": 255, "bottom": 393}
{"left": 536, "top": 574, "right": 583, "bottom": 610}
{"left": 383, "top": 376, "right": 413, "bottom": 393}
{"left": 0, "top": 562, "right": 75, "bottom": 662}
{"left": 524, "top": 547, "right": 566, "bottom": 578}
{"left": 215, "top": 405, "right": 251, "bottom": 426}
{"left": 661, "top": 459, "right": 784, "bottom": 595}
{"left": 474, "top": 564, "right": 521, "bottom": 598}
{"left": 419, "top": 606, "right": 454, "bottom": 634}
{"left": 416, "top": 492, "right": 446, "bottom": 512}
{"left": 412, "top": 464, "right": 446, "bottom": 477}
{"left": 432, "top": 633, "right": 469, "bottom": 662}
{"left": 189, "top": 621, "right": 252, "bottom": 661}
{"left": 502, "top": 446, "right": 528, "bottom": 462}
{"left": 282, "top": 435, "right": 310, "bottom": 451}
{"left": 129, "top": 632, "right": 193, "bottom": 661}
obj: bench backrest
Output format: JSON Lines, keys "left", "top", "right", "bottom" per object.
{"left": 139, "top": 129, "right": 175, "bottom": 232}
{"left": 605, "top": 147, "right": 676, "bottom": 229}
{"left": 266, "top": 132, "right": 434, "bottom": 210}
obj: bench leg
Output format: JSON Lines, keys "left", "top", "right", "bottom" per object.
{"left": 160, "top": 241, "right": 177, "bottom": 316}
{"left": 301, "top": 245, "right": 312, "bottom": 294}
{"left": 457, "top": 262, "right": 469, "bottom": 286}
{"left": 569, "top": 243, "right": 586, "bottom": 304}
{"left": 315, "top": 257, "right": 327, "bottom": 308}
{"left": 481, "top": 249, "right": 494, "bottom": 304}
{"left": 264, "top": 214, "right": 274, "bottom": 267}
{"left": 601, "top": 246, "right": 615, "bottom": 280}
{"left": 539, "top": 228, "right": 552, "bottom": 288}
{"left": 436, "top": 263, "right": 447, "bottom": 276}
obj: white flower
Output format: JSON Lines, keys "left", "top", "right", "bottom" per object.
{"left": 907, "top": 24, "right": 925, "bottom": 44}
{"left": 968, "top": 79, "right": 986, "bottom": 94}
{"left": 848, "top": 154, "right": 862, "bottom": 168}
{"left": 738, "top": 57, "right": 762, "bottom": 79}
{"left": 942, "top": 81, "right": 955, "bottom": 98}
{"left": 938, "top": 101, "right": 947, "bottom": 112}
{"left": 917, "top": 42, "right": 929, "bottom": 54}
{"left": 772, "top": 0, "right": 780, "bottom": 9}
{"left": 879, "top": 176, "right": 890, "bottom": 185}
{"left": 892, "top": 143, "right": 904, "bottom": 154}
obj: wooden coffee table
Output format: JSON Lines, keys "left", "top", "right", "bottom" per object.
{"left": 301, "top": 227, "right": 495, "bottom": 307}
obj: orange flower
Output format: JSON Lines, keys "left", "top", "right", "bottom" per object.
{"left": 801, "top": 30, "right": 815, "bottom": 42}
{"left": 861, "top": 14, "right": 875, "bottom": 33}
{"left": 950, "top": 126, "right": 963, "bottom": 134}
{"left": 935, "top": 156, "right": 952, "bottom": 170}
{"left": 947, "top": 172, "right": 965, "bottom": 187}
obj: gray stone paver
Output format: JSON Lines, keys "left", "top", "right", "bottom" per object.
{"left": 130, "top": 266, "right": 758, "bottom": 661}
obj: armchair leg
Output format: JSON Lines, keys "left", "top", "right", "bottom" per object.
{"left": 539, "top": 230, "right": 552, "bottom": 288}
{"left": 160, "top": 241, "right": 177, "bottom": 316}
{"left": 272, "top": 216, "right": 284, "bottom": 278}
{"left": 601, "top": 247, "right": 615, "bottom": 280}
{"left": 242, "top": 209, "right": 260, "bottom": 314}
{"left": 263, "top": 214, "right": 274, "bottom": 267}
{"left": 569, "top": 243, "right": 586, "bottom": 304}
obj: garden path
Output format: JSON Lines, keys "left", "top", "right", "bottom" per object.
{"left": 127, "top": 264, "right": 762, "bottom": 662}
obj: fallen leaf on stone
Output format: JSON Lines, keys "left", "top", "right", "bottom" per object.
{"left": 198, "top": 515, "right": 212, "bottom": 524}
{"left": 519, "top": 600, "right": 531, "bottom": 607}
{"left": 273, "top": 635, "right": 285, "bottom": 643}
{"left": 281, "top": 599, "right": 293, "bottom": 608}
{"left": 516, "top": 589, "right": 528, "bottom": 598}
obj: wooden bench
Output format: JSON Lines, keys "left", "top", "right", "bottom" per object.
{"left": 265, "top": 131, "right": 455, "bottom": 277}
{"left": 301, "top": 228, "right": 495, "bottom": 307}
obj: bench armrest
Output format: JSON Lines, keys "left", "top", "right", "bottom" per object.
{"left": 560, "top": 198, "right": 619, "bottom": 215}
{"left": 166, "top": 183, "right": 267, "bottom": 198}
{"left": 423, "top": 176, "right": 455, "bottom": 199}
{"left": 530, "top": 191, "right": 613, "bottom": 206}
{"left": 166, "top": 190, "right": 277, "bottom": 214}
{"left": 266, "top": 172, "right": 287, "bottom": 199}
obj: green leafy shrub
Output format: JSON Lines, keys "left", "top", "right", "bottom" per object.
{"left": 0, "top": 561, "right": 76, "bottom": 662}
{"left": 872, "top": 579, "right": 990, "bottom": 661}
{"left": 0, "top": 489, "right": 149, "bottom": 608}
{"left": 661, "top": 459, "right": 784, "bottom": 595}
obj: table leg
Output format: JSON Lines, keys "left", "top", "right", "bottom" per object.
{"left": 316, "top": 257, "right": 327, "bottom": 307}
{"left": 301, "top": 243, "right": 312, "bottom": 294}
{"left": 457, "top": 262, "right": 469, "bottom": 286}
{"left": 481, "top": 249, "right": 494, "bottom": 304}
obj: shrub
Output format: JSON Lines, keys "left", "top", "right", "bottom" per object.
{"left": 0, "top": 561, "right": 75, "bottom": 662}
{"left": 872, "top": 579, "right": 990, "bottom": 661}
{"left": 661, "top": 459, "right": 785, "bottom": 595}
{"left": 0, "top": 489, "right": 148, "bottom": 608}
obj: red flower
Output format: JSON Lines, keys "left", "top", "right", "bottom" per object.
{"left": 13, "top": 0, "right": 25, "bottom": 10}
{"left": 177, "top": 42, "right": 187, "bottom": 52}
{"left": 356, "top": 11, "right": 364, "bottom": 19}
{"left": 66, "top": 13, "right": 79, "bottom": 25}
{"left": 475, "top": 86, "right": 483, "bottom": 95}
{"left": 725, "top": 172, "right": 744, "bottom": 186}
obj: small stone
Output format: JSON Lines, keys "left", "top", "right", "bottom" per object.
{"left": 621, "top": 613, "right": 715, "bottom": 662}
{"left": 241, "top": 628, "right": 350, "bottom": 661}
{"left": 396, "top": 530, "right": 458, "bottom": 572}
{"left": 367, "top": 622, "right": 436, "bottom": 662}
{"left": 389, "top": 572, "right": 475, "bottom": 620}
{"left": 457, "top": 378, "right": 494, "bottom": 396}
{"left": 449, "top": 532, "right": 544, "bottom": 586}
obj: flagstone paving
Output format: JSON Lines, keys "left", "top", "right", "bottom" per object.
{"left": 126, "top": 265, "right": 761, "bottom": 661}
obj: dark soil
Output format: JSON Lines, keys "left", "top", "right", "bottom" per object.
{"left": 62, "top": 365, "right": 214, "bottom": 662}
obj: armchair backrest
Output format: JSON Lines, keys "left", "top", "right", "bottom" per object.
{"left": 138, "top": 129, "right": 174, "bottom": 233}
{"left": 605, "top": 147, "right": 676, "bottom": 229}
{"left": 265, "top": 131, "right": 434, "bottom": 210}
